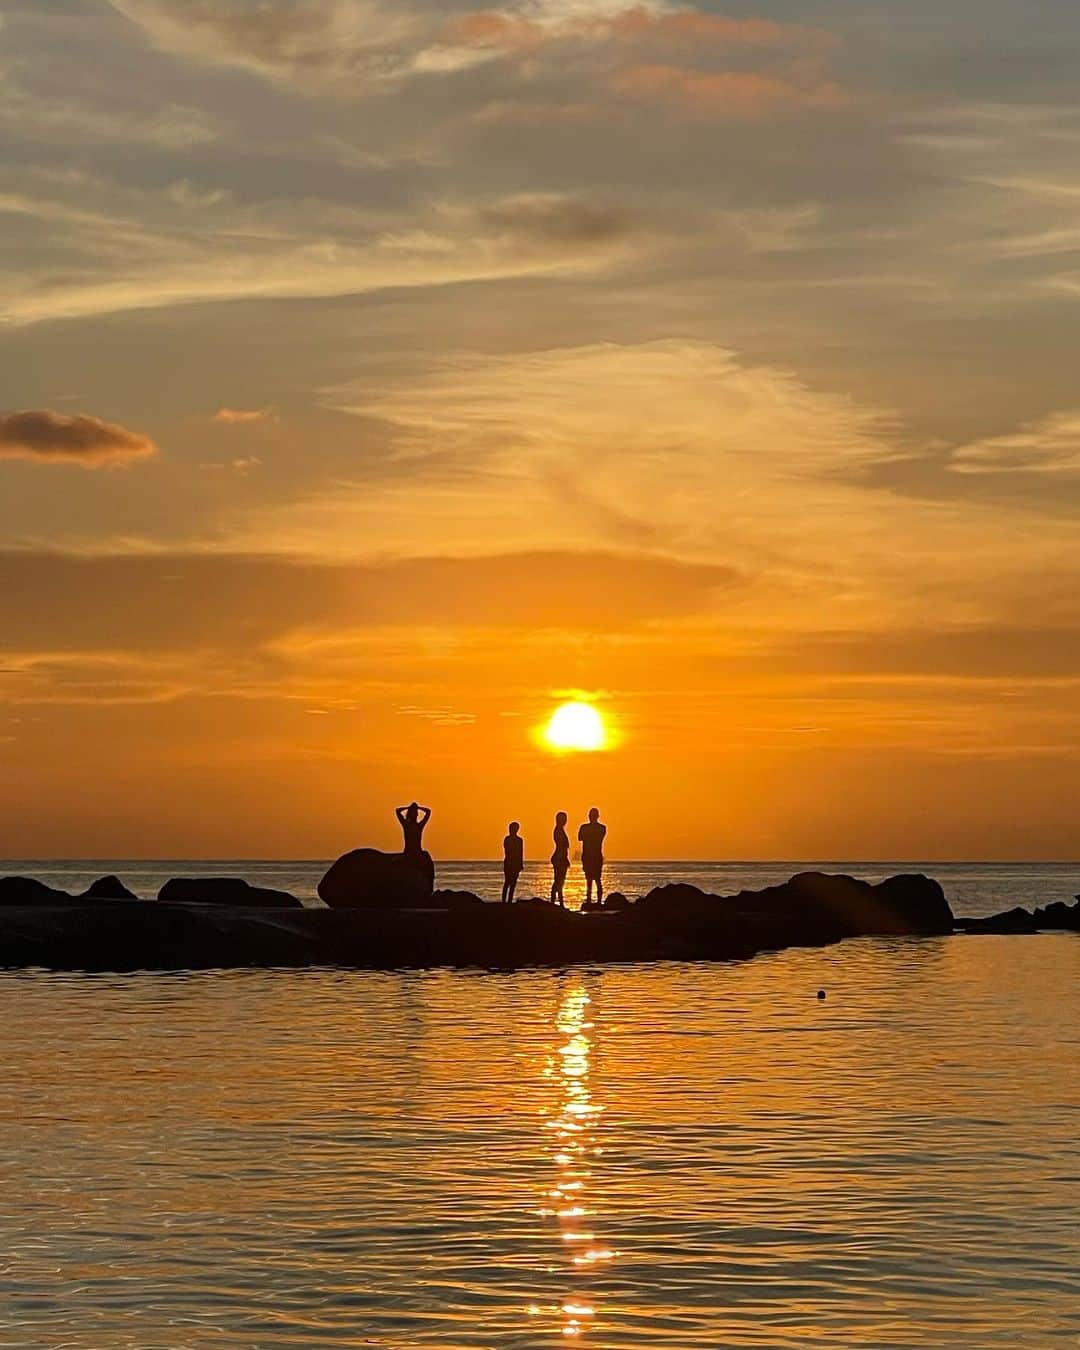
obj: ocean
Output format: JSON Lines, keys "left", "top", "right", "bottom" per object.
{"left": 0, "top": 861, "right": 1076, "bottom": 1348}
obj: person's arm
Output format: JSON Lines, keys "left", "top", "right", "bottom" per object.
{"left": 419, "top": 806, "right": 432, "bottom": 824}
{"left": 577, "top": 824, "right": 585, "bottom": 841}
{"left": 395, "top": 806, "right": 407, "bottom": 825}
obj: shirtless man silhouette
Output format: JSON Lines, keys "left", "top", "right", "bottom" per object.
{"left": 578, "top": 807, "right": 607, "bottom": 905}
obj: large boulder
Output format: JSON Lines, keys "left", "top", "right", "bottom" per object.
{"left": 318, "top": 849, "right": 435, "bottom": 909}
{"left": 81, "top": 875, "right": 139, "bottom": 901}
{"left": 0, "top": 876, "right": 74, "bottom": 905}
{"left": 634, "top": 884, "right": 748, "bottom": 956}
{"left": 868, "top": 873, "right": 953, "bottom": 935}
{"left": 636, "top": 871, "right": 953, "bottom": 951}
{"left": 157, "top": 877, "right": 302, "bottom": 908}
{"left": 745, "top": 871, "right": 953, "bottom": 939}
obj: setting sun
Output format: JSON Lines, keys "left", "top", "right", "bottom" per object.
{"left": 543, "top": 702, "right": 608, "bottom": 754}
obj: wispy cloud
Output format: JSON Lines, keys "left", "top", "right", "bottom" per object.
{"left": 213, "top": 407, "right": 276, "bottom": 425}
{"left": 952, "top": 411, "right": 1080, "bottom": 475}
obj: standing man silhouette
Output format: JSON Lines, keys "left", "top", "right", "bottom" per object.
{"left": 578, "top": 807, "right": 607, "bottom": 906}
{"left": 502, "top": 821, "right": 523, "bottom": 904}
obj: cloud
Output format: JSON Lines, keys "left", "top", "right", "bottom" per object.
{"left": 1, "top": 183, "right": 648, "bottom": 325}
{"left": 213, "top": 406, "right": 275, "bottom": 424}
{"left": 0, "top": 411, "right": 156, "bottom": 468}
{"left": 476, "top": 193, "right": 639, "bottom": 246}
{"left": 0, "top": 548, "right": 740, "bottom": 655}
{"left": 951, "top": 411, "right": 1080, "bottom": 474}
{"left": 108, "top": 0, "right": 848, "bottom": 119}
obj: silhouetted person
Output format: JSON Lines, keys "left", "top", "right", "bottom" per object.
{"left": 550, "top": 811, "right": 570, "bottom": 906}
{"left": 578, "top": 807, "right": 606, "bottom": 905}
{"left": 502, "top": 821, "right": 523, "bottom": 903}
{"left": 396, "top": 802, "right": 431, "bottom": 857}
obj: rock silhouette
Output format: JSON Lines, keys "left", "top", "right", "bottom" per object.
{"left": 432, "top": 889, "right": 486, "bottom": 911}
{"left": 3, "top": 865, "right": 1077, "bottom": 973}
{"left": 0, "top": 877, "right": 74, "bottom": 905}
{"left": 957, "top": 898, "right": 1080, "bottom": 934}
{"left": 81, "top": 875, "right": 139, "bottom": 901}
{"left": 157, "top": 877, "right": 302, "bottom": 908}
{"left": 318, "top": 848, "right": 435, "bottom": 909}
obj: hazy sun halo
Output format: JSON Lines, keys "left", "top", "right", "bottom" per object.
{"left": 543, "top": 702, "right": 607, "bottom": 753}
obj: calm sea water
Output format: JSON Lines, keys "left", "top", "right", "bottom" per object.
{"left": 0, "top": 863, "right": 1077, "bottom": 1348}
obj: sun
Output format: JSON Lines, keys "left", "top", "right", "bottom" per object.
{"left": 543, "top": 701, "right": 608, "bottom": 753}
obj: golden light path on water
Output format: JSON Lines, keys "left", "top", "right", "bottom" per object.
{"left": 534, "top": 984, "right": 613, "bottom": 1339}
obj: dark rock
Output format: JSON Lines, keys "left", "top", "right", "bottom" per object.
{"left": 81, "top": 875, "right": 139, "bottom": 901}
{"left": 634, "top": 884, "right": 749, "bottom": 957}
{"left": 432, "top": 889, "right": 486, "bottom": 911}
{"left": 955, "top": 912, "right": 1042, "bottom": 934}
{"left": 0, "top": 876, "right": 74, "bottom": 905}
{"left": 0, "top": 868, "right": 966, "bottom": 972}
{"left": 1032, "top": 900, "right": 1080, "bottom": 931}
{"left": 603, "top": 892, "right": 631, "bottom": 911}
{"left": 157, "top": 877, "right": 302, "bottom": 908}
{"left": 868, "top": 873, "right": 953, "bottom": 935}
{"left": 957, "top": 906, "right": 1039, "bottom": 934}
{"left": 635, "top": 871, "right": 953, "bottom": 954}
{"left": 318, "top": 848, "right": 435, "bottom": 909}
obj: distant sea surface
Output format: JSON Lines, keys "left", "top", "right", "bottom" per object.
{"left": 1, "top": 861, "right": 1077, "bottom": 1348}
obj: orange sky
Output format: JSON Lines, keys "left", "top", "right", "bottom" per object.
{"left": 1, "top": 0, "right": 1079, "bottom": 858}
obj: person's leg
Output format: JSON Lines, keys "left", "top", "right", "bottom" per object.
{"left": 596, "top": 870, "right": 604, "bottom": 904}
{"left": 501, "top": 876, "right": 509, "bottom": 903}
{"left": 508, "top": 873, "right": 518, "bottom": 903}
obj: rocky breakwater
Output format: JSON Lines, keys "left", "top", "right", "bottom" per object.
{"left": 0, "top": 865, "right": 954, "bottom": 972}
{"left": 955, "top": 896, "right": 1080, "bottom": 934}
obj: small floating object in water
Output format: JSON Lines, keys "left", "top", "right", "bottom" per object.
{"left": 817, "top": 989, "right": 826, "bottom": 1000}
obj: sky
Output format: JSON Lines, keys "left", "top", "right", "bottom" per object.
{"left": 2, "top": 0, "right": 1080, "bottom": 860}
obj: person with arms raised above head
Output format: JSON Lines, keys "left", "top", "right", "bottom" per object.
{"left": 578, "top": 807, "right": 607, "bottom": 906}
{"left": 395, "top": 801, "right": 431, "bottom": 857}
{"left": 550, "top": 811, "right": 570, "bottom": 907}
{"left": 502, "top": 821, "right": 523, "bottom": 904}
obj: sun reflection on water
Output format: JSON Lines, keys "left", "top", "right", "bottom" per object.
{"left": 539, "top": 983, "right": 612, "bottom": 1340}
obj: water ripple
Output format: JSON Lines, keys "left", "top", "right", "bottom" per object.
{"left": 0, "top": 937, "right": 1076, "bottom": 1347}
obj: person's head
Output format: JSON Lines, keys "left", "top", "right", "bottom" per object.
{"left": 588, "top": 807, "right": 600, "bottom": 823}
{"left": 555, "top": 811, "right": 567, "bottom": 827}
{"left": 508, "top": 821, "right": 520, "bottom": 835}
{"left": 406, "top": 801, "right": 419, "bottom": 821}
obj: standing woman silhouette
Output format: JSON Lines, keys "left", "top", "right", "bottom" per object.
{"left": 396, "top": 801, "right": 431, "bottom": 856}
{"left": 550, "top": 811, "right": 570, "bottom": 907}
